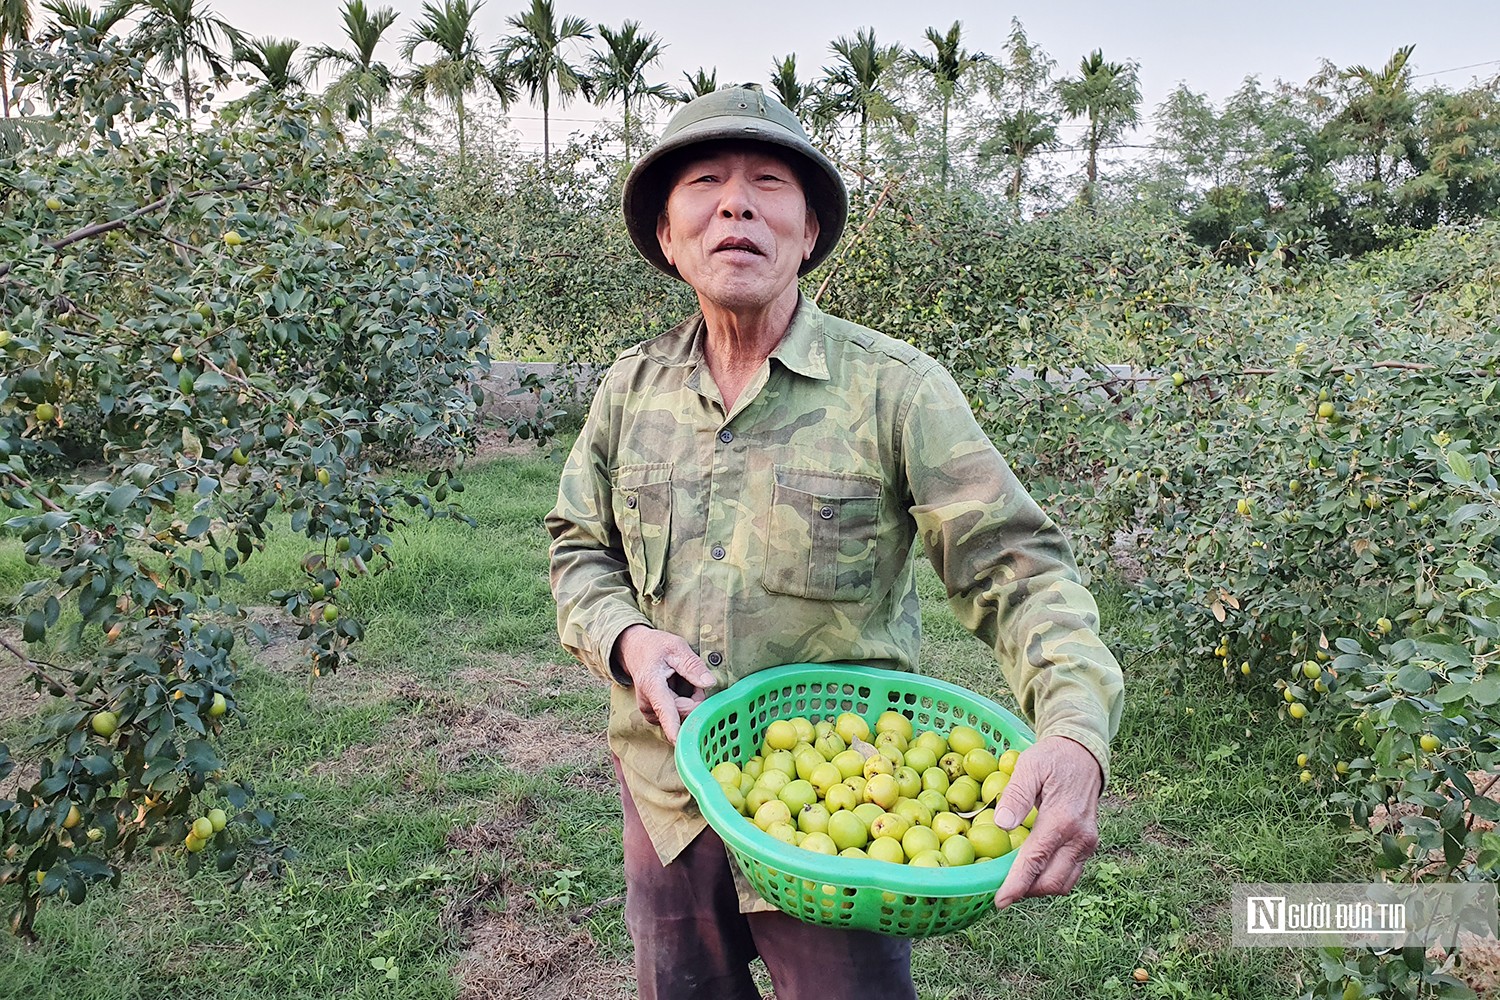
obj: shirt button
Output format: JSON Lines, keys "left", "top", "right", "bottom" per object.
{"left": 819, "top": 504, "right": 834, "bottom": 519}
{"left": 706, "top": 651, "right": 723, "bottom": 667}
{"left": 718, "top": 429, "right": 734, "bottom": 444}
{"left": 625, "top": 495, "right": 637, "bottom": 509}
{"left": 711, "top": 544, "right": 726, "bottom": 560}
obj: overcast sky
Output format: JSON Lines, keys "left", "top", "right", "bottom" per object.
{"left": 201, "top": 0, "right": 1500, "bottom": 155}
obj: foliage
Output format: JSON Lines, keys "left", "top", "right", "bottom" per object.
{"left": 970, "top": 19, "right": 1061, "bottom": 205}
{"left": 585, "top": 19, "right": 669, "bottom": 162}
{"left": 768, "top": 52, "right": 811, "bottom": 117}
{"left": 232, "top": 36, "right": 305, "bottom": 96}
{"left": 946, "top": 219, "right": 1500, "bottom": 999}
{"left": 904, "top": 21, "right": 988, "bottom": 188}
{"left": 819, "top": 27, "right": 909, "bottom": 188}
{"left": 495, "top": 0, "right": 592, "bottom": 169}
{"left": 0, "top": 34, "right": 490, "bottom": 936}
{"left": 1059, "top": 49, "right": 1141, "bottom": 206}
{"left": 304, "top": 0, "right": 400, "bottom": 131}
{"left": 452, "top": 129, "right": 691, "bottom": 369}
{"left": 674, "top": 65, "right": 717, "bottom": 102}
{"left": 116, "top": 0, "right": 245, "bottom": 119}
{"left": 0, "top": 0, "right": 34, "bottom": 118}
{"left": 399, "top": 0, "right": 493, "bottom": 169}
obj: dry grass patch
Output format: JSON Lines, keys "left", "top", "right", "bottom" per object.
{"left": 1369, "top": 769, "right": 1500, "bottom": 876}
{"left": 1140, "top": 822, "right": 1192, "bottom": 851}
{"left": 444, "top": 805, "right": 634, "bottom": 1000}
{"left": 1429, "top": 933, "right": 1500, "bottom": 995}
{"left": 453, "top": 906, "right": 633, "bottom": 1000}
{"left": 240, "top": 607, "right": 416, "bottom": 710}
{"left": 0, "top": 629, "right": 60, "bottom": 730}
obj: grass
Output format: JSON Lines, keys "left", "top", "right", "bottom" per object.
{"left": 0, "top": 441, "right": 1363, "bottom": 1000}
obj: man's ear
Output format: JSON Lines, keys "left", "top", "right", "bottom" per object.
{"left": 803, "top": 204, "right": 820, "bottom": 261}
{"left": 656, "top": 210, "right": 675, "bottom": 266}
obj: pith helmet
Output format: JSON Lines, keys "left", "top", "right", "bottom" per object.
{"left": 622, "top": 85, "right": 848, "bottom": 280}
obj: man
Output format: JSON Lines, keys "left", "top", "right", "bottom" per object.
{"left": 546, "top": 86, "right": 1123, "bottom": 1000}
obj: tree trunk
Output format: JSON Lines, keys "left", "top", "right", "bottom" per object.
{"left": 940, "top": 96, "right": 949, "bottom": 187}
{"left": 181, "top": 51, "right": 193, "bottom": 128}
{"left": 1011, "top": 160, "right": 1023, "bottom": 202}
{"left": 623, "top": 98, "right": 631, "bottom": 161}
{"left": 456, "top": 92, "right": 466, "bottom": 168}
{"left": 1084, "top": 118, "right": 1099, "bottom": 208}
{"left": 542, "top": 88, "right": 551, "bottom": 171}
{"left": 1, "top": 56, "right": 10, "bottom": 119}
{"left": 859, "top": 110, "right": 868, "bottom": 188}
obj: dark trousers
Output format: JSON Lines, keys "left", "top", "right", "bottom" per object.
{"left": 615, "top": 758, "right": 917, "bottom": 1000}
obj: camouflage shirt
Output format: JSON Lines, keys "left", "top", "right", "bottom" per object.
{"left": 546, "top": 295, "right": 1124, "bottom": 890}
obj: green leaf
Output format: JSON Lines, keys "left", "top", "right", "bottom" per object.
{"left": 104, "top": 484, "right": 141, "bottom": 514}
{"left": 1469, "top": 675, "right": 1500, "bottom": 706}
{"left": 1395, "top": 664, "right": 1434, "bottom": 694}
{"left": 1436, "top": 682, "right": 1472, "bottom": 704}
{"left": 1388, "top": 699, "right": 1424, "bottom": 733}
{"left": 1446, "top": 449, "right": 1474, "bottom": 481}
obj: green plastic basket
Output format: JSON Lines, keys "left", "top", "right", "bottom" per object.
{"left": 675, "top": 663, "right": 1036, "bottom": 938}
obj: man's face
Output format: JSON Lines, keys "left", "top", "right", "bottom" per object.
{"left": 656, "top": 144, "right": 819, "bottom": 314}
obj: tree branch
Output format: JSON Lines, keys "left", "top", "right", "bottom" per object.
{"left": 0, "top": 180, "right": 269, "bottom": 280}
{"left": 0, "top": 635, "right": 71, "bottom": 697}
{"left": 813, "top": 177, "right": 896, "bottom": 303}
{"left": 5, "top": 472, "right": 66, "bottom": 513}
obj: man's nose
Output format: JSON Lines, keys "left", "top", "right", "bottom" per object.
{"left": 717, "top": 174, "right": 755, "bottom": 220}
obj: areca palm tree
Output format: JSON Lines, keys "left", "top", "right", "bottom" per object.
{"left": 306, "top": 0, "right": 397, "bottom": 130}
{"left": 978, "top": 18, "right": 1060, "bottom": 206}
{"left": 1337, "top": 44, "right": 1417, "bottom": 186}
{"left": 1059, "top": 49, "right": 1140, "bottom": 206}
{"left": 985, "top": 108, "right": 1056, "bottom": 202}
{"left": 768, "top": 53, "right": 808, "bottom": 114}
{"left": 907, "top": 21, "right": 988, "bottom": 186}
{"left": 673, "top": 65, "right": 716, "bottom": 102}
{"left": 118, "top": 0, "right": 244, "bottom": 121}
{"left": 497, "top": 0, "right": 591, "bottom": 170}
{"left": 821, "top": 27, "right": 904, "bottom": 186}
{"left": 588, "top": 19, "right": 668, "bottom": 160}
{"left": 1, "top": 0, "right": 33, "bottom": 117}
{"left": 401, "top": 0, "right": 491, "bottom": 168}
{"left": 233, "top": 36, "right": 304, "bottom": 95}
{"left": 37, "top": 0, "right": 130, "bottom": 41}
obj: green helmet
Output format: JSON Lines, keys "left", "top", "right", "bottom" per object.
{"left": 622, "top": 85, "right": 848, "bottom": 281}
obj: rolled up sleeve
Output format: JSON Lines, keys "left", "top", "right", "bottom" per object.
{"left": 545, "top": 373, "right": 652, "bottom": 686}
{"left": 900, "top": 364, "right": 1125, "bottom": 784}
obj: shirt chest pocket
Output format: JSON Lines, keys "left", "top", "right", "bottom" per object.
{"left": 612, "top": 463, "right": 673, "bottom": 603}
{"left": 762, "top": 467, "right": 882, "bottom": 602}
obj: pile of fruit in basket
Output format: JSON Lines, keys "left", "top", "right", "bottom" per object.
{"left": 709, "top": 710, "right": 1035, "bottom": 867}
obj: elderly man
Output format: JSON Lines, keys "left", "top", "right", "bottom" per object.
{"left": 546, "top": 86, "right": 1123, "bottom": 1000}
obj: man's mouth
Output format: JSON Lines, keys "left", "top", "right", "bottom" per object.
{"left": 714, "top": 237, "right": 764, "bottom": 256}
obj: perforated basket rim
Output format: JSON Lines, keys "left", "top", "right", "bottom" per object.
{"left": 675, "top": 663, "right": 1036, "bottom": 899}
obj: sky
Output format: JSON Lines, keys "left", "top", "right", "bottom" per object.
{"left": 197, "top": 0, "right": 1500, "bottom": 156}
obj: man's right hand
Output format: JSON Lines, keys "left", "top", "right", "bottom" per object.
{"left": 613, "top": 625, "right": 719, "bottom": 743}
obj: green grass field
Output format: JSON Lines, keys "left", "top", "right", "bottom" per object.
{"left": 0, "top": 444, "right": 1359, "bottom": 1000}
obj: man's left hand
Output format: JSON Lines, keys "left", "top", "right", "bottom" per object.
{"left": 992, "top": 734, "right": 1104, "bottom": 909}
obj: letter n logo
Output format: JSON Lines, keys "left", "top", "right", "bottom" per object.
{"left": 1247, "top": 896, "right": 1284, "bottom": 933}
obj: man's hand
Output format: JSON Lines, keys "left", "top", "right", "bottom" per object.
{"left": 613, "top": 625, "right": 718, "bottom": 743}
{"left": 993, "top": 734, "right": 1104, "bottom": 909}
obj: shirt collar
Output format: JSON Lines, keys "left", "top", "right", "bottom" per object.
{"left": 771, "top": 296, "right": 830, "bottom": 381}
{"left": 640, "top": 295, "right": 829, "bottom": 382}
